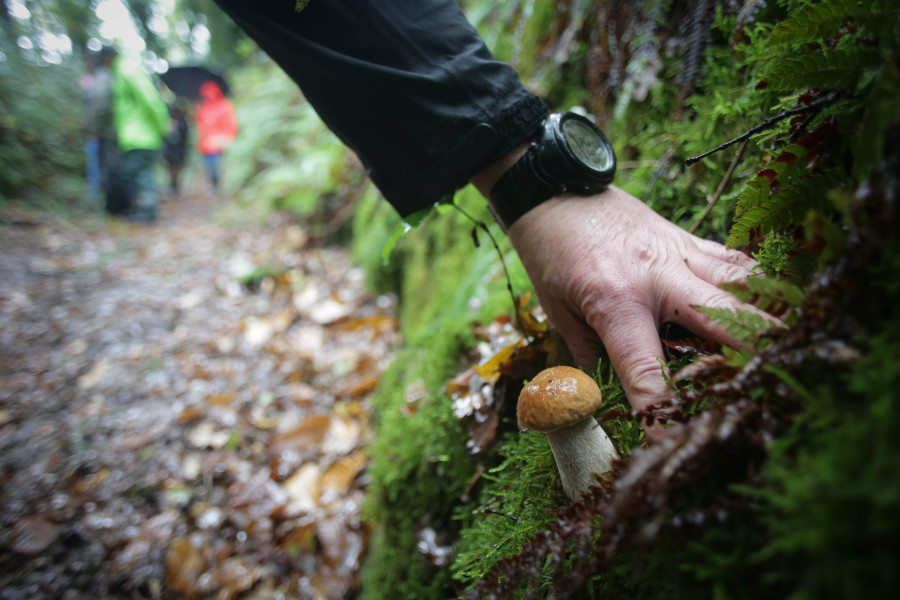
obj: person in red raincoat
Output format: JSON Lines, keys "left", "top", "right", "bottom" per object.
{"left": 195, "top": 81, "right": 237, "bottom": 190}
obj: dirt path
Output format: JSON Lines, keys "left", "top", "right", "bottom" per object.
{"left": 0, "top": 187, "right": 400, "bottom": 599}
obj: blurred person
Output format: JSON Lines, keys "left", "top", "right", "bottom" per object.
{"left": 162, "top": 100, "right": 190, "bottom": 197}
{"left": 84, "top": 47, "right": 119, "bottom": 212}
{"left": 108, "top": 47, "right": 171, "bottom": 223}
{"left": 194, "top": 81, "right": 237, "bottom": 190}
{"left": 79, "top": 51, "right": 100, "bottom": 203}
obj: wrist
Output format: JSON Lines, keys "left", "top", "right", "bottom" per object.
{"left": 474, "top": 112, "right": 617, "bottom": 231}
{"left": 470, "top": 143, "right": 531, "bottom": 198}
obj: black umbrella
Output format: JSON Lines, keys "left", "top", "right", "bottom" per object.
{"left": 159, "top": 66, "right": 230, "bottom": 101}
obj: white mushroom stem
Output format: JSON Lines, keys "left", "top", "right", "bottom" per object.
{"left": 544, "top": 416, "right": 619, "bottom": 501}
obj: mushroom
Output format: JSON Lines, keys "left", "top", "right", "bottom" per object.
{"left": 517, "top": 366, "right": 619, "bottom": 501}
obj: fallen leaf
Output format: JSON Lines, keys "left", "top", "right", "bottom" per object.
{"left": 77, "top": 359, "right": 110, "bottom": 389}
{"left": 270, "top": 414, "right": 331, "bottom": 454}
{"left": 206, "top": 391, "right": 237, "bottom": 406}
{"left": 166, "top": 537, "right": 208, "bottom": 596}
{"left": 318, "top": 451, "right": 367, "bottom": 505}
{"left": 210, "top": 556, "right": 263, "bottom": 600}
{"left": 12, "top": 515, "right": 58, "bottom": 555}
{"left": 72, "top": 467, "right": 111, "bottom": 495}
{"left": 281, "top": 462, "right": 321, "bottom": 517}
{"left": 321, "top": 414, "right": 361, "bottom": 456}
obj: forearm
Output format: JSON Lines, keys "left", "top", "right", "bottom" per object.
{"left": 214, "top": 0, "right": 546, "bottom": 216}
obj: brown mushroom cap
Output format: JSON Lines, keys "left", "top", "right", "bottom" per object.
{"left": 517, "top": 366, "right": 603, "bottom": 432}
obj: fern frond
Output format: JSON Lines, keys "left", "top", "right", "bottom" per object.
{"left": 769, "top": 0, "right": 900, "bottom": 46}
{"left": 764, "top": 46, "right": 883, "bottom": 91}
{"left": 735, "top": 145, "right": 808, "bottom": 219}
{"left": 734, "top": 176, "right": 771, "bottom": 219}
{"left": 694, "top": 305, "right": 779, "bottom": 348}
{"left": 729, "top": 169, "right": 844, "bottom": 247}
{"left": 722, "top": 276, "right": 805, "bottom": 315}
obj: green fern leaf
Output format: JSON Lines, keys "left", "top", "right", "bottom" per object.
{"left": 722, "top": 276, "right": 805, "bottom": 316}
{"left": 734, "top": 177, "right": 771, "bottom": 220}
{"left": 729, "top": 170, "right": 844, "bottom": 247}
{"left": 695, "top": 306, "right": 779, "bottom": 348}
{"left": 764, "top": 47, "right": 883, "bottom": 91}
{"left": 769, "top": 0, "right": 900, "bottom": 46}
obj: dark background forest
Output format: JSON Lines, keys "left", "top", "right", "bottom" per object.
{"left": 1, "top": 1, "right": 899, "bottom": 599}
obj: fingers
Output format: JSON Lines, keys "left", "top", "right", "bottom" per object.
{"left": 587, "top": 305, "right": 671, "bottom": 411}
{"left": 588, "top": 305, "right": 683, "bottom": 442}
{"left": 661, "top": 276, "right": 784, "bottom": 347}
{"left": 548, "top": 305, "right": 602, "bottom": 368}
{"left": 693, "top": 238, "right": 758, "bottom": 270}
{"left": 684, "top": 252, "right": 754, "bottom": 289}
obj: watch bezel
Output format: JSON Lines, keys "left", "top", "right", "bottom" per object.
{"left": 537, "top": 112, "right": 616, "bottom": 194}
{"left": 486, "top": 111, "right": 616, "bottom": 230}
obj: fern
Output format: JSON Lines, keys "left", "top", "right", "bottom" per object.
{"left": 729, "top": 169, "right": 845, "bottom": 247}
{"left": 694, "top": 306, "right": 779, "bottom": 348}
{"left": 725, "top": 275, "right": 804, "bottom": 310}
{"left": 764, "top": 46, "right": 883, "bottom": 91}
{"left": 769, "top": 0, "right": 900, "bottom": 46}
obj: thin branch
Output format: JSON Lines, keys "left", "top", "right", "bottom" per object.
{"left": 688, "top": 139, "right": 748, "bottom": 234}
{"left": 684, "top": 92, "right": 840, "bottom": 166}
{"left": 450, "top": 201, "right": 528, "bottom": 339}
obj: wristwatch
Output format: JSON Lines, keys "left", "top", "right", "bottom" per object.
{"left": 487, "top": 112, "right": 616, "bottom": 230}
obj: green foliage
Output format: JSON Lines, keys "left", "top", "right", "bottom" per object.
{"left": 768, "top": 0, "right": 900, "bottom": 46}
{"left": 451, "top": 429, "right": 562, "bottom": 586}
{"left": 729, "top": 168, "right": 846, "bottom": 248}
{"left": 695, "top": 305, "right": 780, "bottom": 349}
{"left": 723, "top": 275, "right": 805, "bottom": 321}
{"left": 763, "top": 46, "right": 883, "bottom": 91}
{"left": 360, "top": 319, "right": 479, "bottom": 599}
{"left": 222, "top": 58, "right": 354, "bottom": 220}
{"left": 0, "top": 40, "right": 89, "bottom": 208}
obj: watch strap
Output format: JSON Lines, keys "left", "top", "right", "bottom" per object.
{"left": 487, "top": 144, "right": 562, "bottom": 231}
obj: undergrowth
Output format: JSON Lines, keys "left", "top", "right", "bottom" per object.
{"left": 355, "top": 0, "right": 900, "bottom": 598}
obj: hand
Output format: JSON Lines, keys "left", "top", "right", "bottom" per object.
{"left": 506, "top": 186, "right": 761, "bottom": 441}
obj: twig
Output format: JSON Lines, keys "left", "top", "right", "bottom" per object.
{"left": 688, "top": 139, "right": 748, "bottom": 234}
{"left": 684, "top": 92, "right": 840, "bottom": 166}
{"left": 481, "top": 507, "right": 519, "bottom": 522}
{"left": 451, "top": 201, "right": 528, "bottom": 339}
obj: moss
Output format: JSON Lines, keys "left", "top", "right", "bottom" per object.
{"left": 357, "top": 186, "right": 537, "bottom": 598}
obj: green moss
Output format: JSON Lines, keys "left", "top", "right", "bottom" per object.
{"left": 357, "top": 186, "right": 537, "bottom": 598}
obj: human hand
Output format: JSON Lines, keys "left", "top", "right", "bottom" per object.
{"left": 506, "top": 186, "right": 763, "bottom": 442}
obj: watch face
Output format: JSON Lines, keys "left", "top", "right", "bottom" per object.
{"left": 561, "top": 117, "right": 614, "bottom": 172}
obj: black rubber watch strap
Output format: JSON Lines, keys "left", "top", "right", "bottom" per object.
{"left": 487, "top": 144, "right": 562, "bottom": 230}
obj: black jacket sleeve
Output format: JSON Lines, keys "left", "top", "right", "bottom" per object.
{"left": 213, "top": 0, "right": 548, "bottom": 217}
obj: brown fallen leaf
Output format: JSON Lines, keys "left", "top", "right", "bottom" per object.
{"left": 281, "top": 462, "right": 321, "bottom": 517}
{"left": 318, "top": 451, "right": 368, "bottom": 505}
{"left": 77, "top": 359, "right": 109, "bottom": 389}
{"left": 270, "top": 414, "right": 331, "bottom": 455}
{"left": 166, "top": 537, "right": 209, "bottom": 598}
{"left": 11, "top": 515, "right": 58, "bottom": 555}
{"left": 72, "top": 467, "right": 111, "bottom": 495}
{"left": 210, "top": 556, "right": 263, "bottom": 600}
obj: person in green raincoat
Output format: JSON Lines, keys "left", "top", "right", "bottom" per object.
{"left": 106, "top": 46, "right": 170, "bottom": 223}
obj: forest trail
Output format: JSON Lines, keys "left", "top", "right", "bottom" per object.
{"left": 0, "top": 185, "right": 400, "bottom": 599}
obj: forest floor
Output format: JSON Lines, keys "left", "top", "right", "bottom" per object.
{"left": 0, "top": 182, "right": 401, "bottom": 599}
